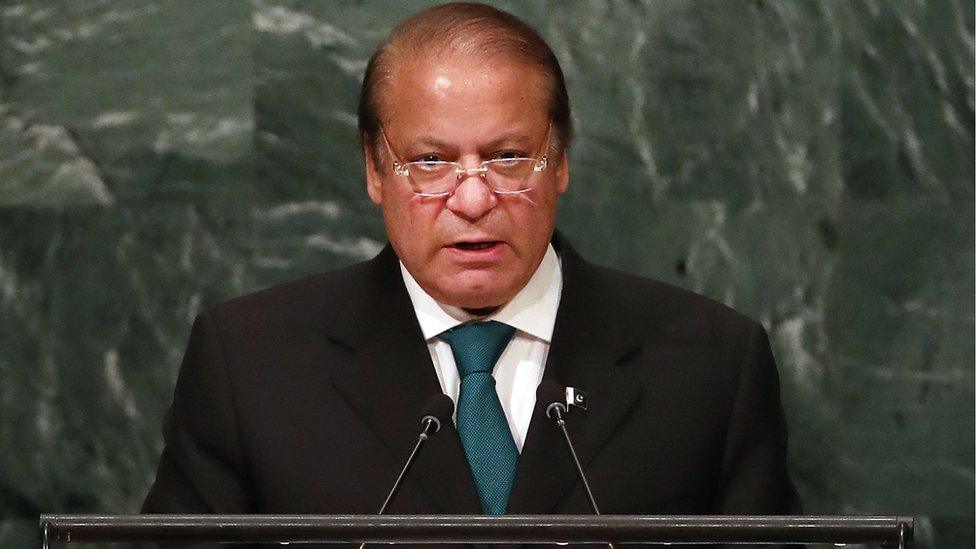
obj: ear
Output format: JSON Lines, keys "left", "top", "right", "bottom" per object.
{"left": 364, "top": 140, "right": 383, "bottom": 205}
{"left": 554, "top": 151, "right": 569, "bottom": 194}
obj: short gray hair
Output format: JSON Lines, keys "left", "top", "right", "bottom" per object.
{"left": 358, "top": 2, "right": 573, "bottom": 165}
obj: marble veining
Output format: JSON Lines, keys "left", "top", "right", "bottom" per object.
{"left": 0, "top": 1, "right": 972, "bottom": 546}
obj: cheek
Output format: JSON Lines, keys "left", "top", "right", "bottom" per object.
{"left": 382, "top": 194, "right": 440, "bottom": 248}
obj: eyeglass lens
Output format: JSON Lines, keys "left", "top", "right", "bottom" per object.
{"left": 405, "top": 159, "right": 539, "bottom": 194}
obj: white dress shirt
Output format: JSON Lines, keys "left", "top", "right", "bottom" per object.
{"left": 399, "top": 244, "right": 563, "bottom": 452}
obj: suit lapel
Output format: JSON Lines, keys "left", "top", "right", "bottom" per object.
{"left": 507, "top": 238, "right": 644, "bottom": 514}
{"left": 330, "top": 246, "right": 481, "bottom": 513}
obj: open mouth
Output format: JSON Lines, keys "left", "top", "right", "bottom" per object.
{"left": 452, "top": 241, "right": 501, "bottom": 251}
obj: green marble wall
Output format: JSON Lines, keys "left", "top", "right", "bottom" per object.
{"left": 0, "top": 1, "right": 972, "bottom": 547}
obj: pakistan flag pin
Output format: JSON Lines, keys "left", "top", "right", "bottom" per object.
{"left": 566, "top": 387, "right": 588, "bottom": 411}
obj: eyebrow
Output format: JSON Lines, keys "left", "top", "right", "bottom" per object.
{"left": 407, "top": 132, "right": 537, "bottom": 151}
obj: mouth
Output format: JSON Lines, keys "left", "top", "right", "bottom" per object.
{"left": 453, "top": 240, "right": 501, "bottom": 251}
{"left": 451, "top": 240, "right": 502, "bottom": 251}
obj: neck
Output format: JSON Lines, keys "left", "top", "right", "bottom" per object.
{"left": 463, "top": 306, "right": 500, "bottom": 317}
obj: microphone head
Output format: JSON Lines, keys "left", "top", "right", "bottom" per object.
{"left": 537, "top": 380, "right": 568, "bottom": 420}
{"left": 420, "top": 393, "right": 454, "bottom": 434}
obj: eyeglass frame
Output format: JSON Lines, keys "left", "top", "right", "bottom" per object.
{"left": 378, "top": 124, "right": 552, "bottom": 198}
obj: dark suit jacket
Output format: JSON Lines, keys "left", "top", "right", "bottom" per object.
{"left": 143, "top": 234, "right": 800, "bottom": 531}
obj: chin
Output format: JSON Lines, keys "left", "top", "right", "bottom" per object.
{"left": 439, "top": 288, "right": 506, "bottom": 310}
{"left": 432, "top": 279, "right": 514, "bottom": 311}
{"left": 422, "top": 266, "right": 530, "bottom": 310}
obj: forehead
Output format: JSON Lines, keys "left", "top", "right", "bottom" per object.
{"left": 379, "top": 52, "right": 551, "bottom": 144}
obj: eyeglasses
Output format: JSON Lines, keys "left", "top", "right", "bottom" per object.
{"left": 379, "top": 127, "right": 550, "bottom": 198}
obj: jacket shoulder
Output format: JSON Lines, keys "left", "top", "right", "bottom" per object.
{"left": 202, "top": 258, "right": 376, "bottom": 340}
{"left": 569, "top": 259, "right": 762, "bottom": 347}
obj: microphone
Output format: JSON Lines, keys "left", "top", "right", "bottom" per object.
{"left": 359, "top": 394, "right": 454, "bottom": 549}
{"left": 538, "top": 380, "right": 615, "bottom": 549}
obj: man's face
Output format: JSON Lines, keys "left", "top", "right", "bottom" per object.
{"left": 365, "top": 53, "right": 569, "bottom": 310}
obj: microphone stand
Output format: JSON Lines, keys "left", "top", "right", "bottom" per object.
{"left": 378, "top": 415, "right": 440, "bottom": 514}
{"left": 358, "top": 413, "right": 442, "bottom": 549}
{"left": 546, "top": 400, "right": 616, "bottom": 549}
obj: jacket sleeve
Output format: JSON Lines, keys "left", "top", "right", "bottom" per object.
{"left": 142, "top": 312, "right": 255, "bottom": 513}
{"left": 712, "top": 322, "right": 802, "bottom": 515}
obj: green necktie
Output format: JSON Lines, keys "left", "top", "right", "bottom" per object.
{"left": 440, "top": 321, "right": 519, "bottom": 515}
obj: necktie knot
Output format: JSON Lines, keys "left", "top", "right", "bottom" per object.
{"left": 439, "top": 321, "right": 516, "bottom": 378}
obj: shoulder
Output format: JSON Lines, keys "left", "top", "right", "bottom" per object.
{"left": 556, "top": 240, "right": 762, "bottom": 351}
{"left": 212, "top": 261, "right": 366, "bottom": 320}
{"left": 592, "top": 263, "right": 755, "bottom": 335}
{"left": 200, "top": 248, "right": 396, "bottom": 345}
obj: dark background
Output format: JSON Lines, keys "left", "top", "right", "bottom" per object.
{"left": 0, "top": 1, "right": 973, "bottom": 547}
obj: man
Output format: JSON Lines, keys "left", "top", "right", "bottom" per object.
{"left": 144, "top": 1, "right": 800, "bottom": 524}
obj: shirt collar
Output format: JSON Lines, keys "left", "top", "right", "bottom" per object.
{"left": 400, "top": 244, "right": 562, "bottom": 343}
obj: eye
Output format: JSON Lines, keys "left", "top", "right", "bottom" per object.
{"left": 489, "top": 151, "right": 528, "bottom": 168}
{"left": 494, "top": 150, "right": 525, "bottom": 160}
{"left": 413, "top": 154, "right": 443, "bottom": 163}
{"left": 405, "top": 154, "right": 453, "bottom": 176}
{"left": 407, "top": 154, "right": 450, "bottom": 174}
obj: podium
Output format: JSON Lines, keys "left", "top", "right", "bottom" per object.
{"left": 39, "top": 514, "right": 914, "bottom": 547}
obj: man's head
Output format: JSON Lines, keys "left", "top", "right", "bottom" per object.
{"left": 359, "top": 2, "right": 572, "bottom": 312}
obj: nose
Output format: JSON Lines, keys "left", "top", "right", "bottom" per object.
{"left": 445, "top": 170, "right": 498, "bottom": 220}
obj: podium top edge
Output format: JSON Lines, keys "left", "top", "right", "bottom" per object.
{"left": 39, "top": 514, "right": 917, "bottom": 525}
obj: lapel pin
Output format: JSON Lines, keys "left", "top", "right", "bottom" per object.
{"left": 565, "top": 386, "right": 588, "bottom": 411}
